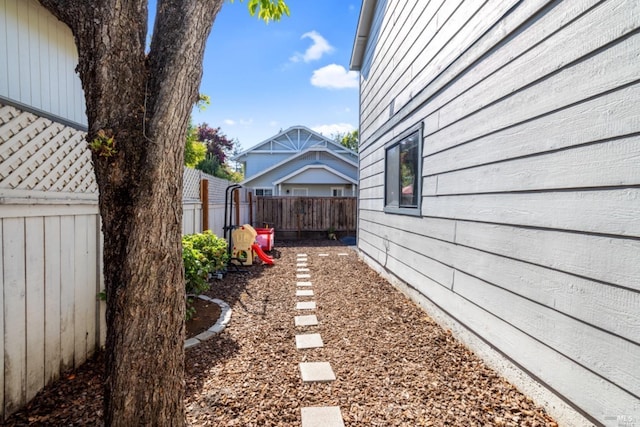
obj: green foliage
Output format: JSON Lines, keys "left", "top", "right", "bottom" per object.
{"left": 232, "top": 0, "right": 290, "bottom": 23}
{"left": 184, "top": 121, "right": 207, "bottom": 167}
{"left": 182, "top": 231, "right": 228, "bottom": 296}
{"left": 89, "top": 129, "right": 117, "bottom": 157}
{"left": 196, "top": 94, "right": 211, "bottom": 112}
{"left": 334, "top": 130, "right": 359, "bottom": 152}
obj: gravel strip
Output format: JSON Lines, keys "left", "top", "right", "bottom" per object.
{"left": 185, "top": 241, "right": 557, "bottom": 426}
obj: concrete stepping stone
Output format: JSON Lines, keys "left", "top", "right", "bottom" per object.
{"left": 301, "top": 407, "right": 345, "bottom": 427}
{"left": 297, "top": 253, "right": 308, "bottom": 257}
{"left": 295, "top": 333, "right": 324, "bottom": 349}
{"left": 338, "top": 253, "right": 348, "bottom": 256}
{"left": 297, "top": 273, "right": 311, "bottom": 279}
{"left": 296, "top": 289, "right": 314, "bottom": 297}
{"left": 295, "top": 314, "right": 318, "bottom": 326}
{"left": 297, "top": 281, "right": 312, "bottom": 287}
{"left": 296, "top": 263, "right": 308, "bottom": 267}
{"left": 318, "top": 253, "right": 329, "bottom": 257}
{"left": 297, "top": 268, "right": 310, "bottom": 272}
{"left": 299, "top": 362, "right": 336, "bottom": 382}
{"left": 296, "top": 301, "right": 316, "bottom": 310}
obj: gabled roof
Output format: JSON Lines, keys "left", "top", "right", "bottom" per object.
{"left": 232, "top": 125, "right": 357, "bottom": 160}
{"left": 240, "top": 146, "right": 358, "bottom": 186}
{"left": 273, "top": 165, "right": 358, "bottom": 186}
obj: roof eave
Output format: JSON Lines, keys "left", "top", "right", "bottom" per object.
{"left": 349, "top": 0, "right": 378, "bottom": 71}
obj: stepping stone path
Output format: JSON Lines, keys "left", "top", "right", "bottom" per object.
{"left": 294, "top": 252, "right": 345, "bottom": 427}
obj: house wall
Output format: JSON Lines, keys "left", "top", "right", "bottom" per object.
{"left": 0, "top": 0, "right": 87, "bottom": 127}
{"left": 280, "top": 184, "right": 354, "bottom": 197}
{"left": 356, "top": 1, "right": 640, "bottom": 425}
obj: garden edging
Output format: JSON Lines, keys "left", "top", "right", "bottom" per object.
{"left": 184, "top": 295, "right": 232, "bottom": 349}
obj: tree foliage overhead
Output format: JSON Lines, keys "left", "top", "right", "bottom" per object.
{"left": 35, "top": 0, "right": 288, "bottom": 424}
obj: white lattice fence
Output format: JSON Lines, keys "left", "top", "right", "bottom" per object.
{"left": 0, "top": 104, "right": 97, "bottom": 198}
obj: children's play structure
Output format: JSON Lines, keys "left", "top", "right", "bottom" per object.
{"left": 223, "top": 184, "right": 275, "bottom": 268}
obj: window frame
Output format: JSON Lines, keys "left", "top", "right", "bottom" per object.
{"left": 331, "top": 187, "right": 344, "bottom": 197}
{"left": 254, "top": 188, "right": 273, "bottom": 196}
{"left": 383, "top": 122, "right": 423, "bottom": 216}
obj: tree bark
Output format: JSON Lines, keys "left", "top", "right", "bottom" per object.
{"left": 37, "top": 0, "right": 223, "bottom": 425}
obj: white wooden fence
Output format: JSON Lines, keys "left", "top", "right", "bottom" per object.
{"left": 0, "top": 101, "right": 250, "bottom": 418}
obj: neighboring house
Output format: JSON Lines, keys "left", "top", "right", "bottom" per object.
{"left": 233, "top": 125, "right": 358, "bottom": 197}
{"left": 351, "top": 1, "right": 639, "bottom": 426}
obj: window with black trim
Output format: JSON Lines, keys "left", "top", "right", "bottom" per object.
{"left": 255, "top": 188, "right": 273, "bottom": 196}
{"left": 384, "top": 124, "right": 422, "bottom": 214}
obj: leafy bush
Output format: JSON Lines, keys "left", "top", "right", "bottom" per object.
{"left": 182, "top": 231, "right": 228, "bottom": 321}
{"left": 182, "top": 231, "right": 228, "bottom": 296}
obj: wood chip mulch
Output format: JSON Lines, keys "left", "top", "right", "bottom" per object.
{"left": 3, "top": 240, "right": 558, "bottom": 426}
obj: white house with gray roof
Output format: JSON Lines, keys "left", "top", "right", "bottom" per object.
{"left": 233, "top": 126, "right": 358, "bottom": 197}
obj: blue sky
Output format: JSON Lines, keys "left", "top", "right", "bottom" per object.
{"left": 188, "top": 1, "right": 361, "bottom": 151}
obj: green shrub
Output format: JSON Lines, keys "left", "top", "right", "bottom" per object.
{"left": 182, "top": 231, "right": 228, "bottom": 321}
{"left": 186, "top": 230, "right": 228, "bottom": 273}
{"left": 182, "top": 231, "right": 228, "bottom": 296}
{"left": 182, "top": 239, "right": 210, "bottom": 296}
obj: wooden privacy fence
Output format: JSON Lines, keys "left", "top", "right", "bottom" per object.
{"left": 256, "top": 196, "right": 357, "bottom": 235}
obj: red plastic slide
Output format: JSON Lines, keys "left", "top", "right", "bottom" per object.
{"left": 252, "top": 244, "right": 274, "bottom": 265}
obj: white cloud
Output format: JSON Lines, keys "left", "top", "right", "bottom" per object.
{"left": 310, "top": 64, "right": 358, "bottom": 89}
{"left": 311, "top": 123, "right": 356, "bottom": 137}
{"left": 224, "top": 118, "right": 253, "bottom": 126}
{"left": 290, "top": 31, "right": 334, "bottom": 63}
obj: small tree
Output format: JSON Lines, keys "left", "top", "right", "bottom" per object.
{"left": 332, "top": 129, "right": 359, "bottom": 152}
{"left": 195, "top": 123, "right": 242, "bottom": 181}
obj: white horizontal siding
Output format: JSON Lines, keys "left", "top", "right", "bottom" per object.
{"left": 356, "top": 0, "right": 640, "bottom": 424}
{"left": 0, "top": 0, "right": 86, "bottom": 126}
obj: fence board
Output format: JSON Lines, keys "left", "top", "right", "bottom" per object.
{"left": 43, "top": 216, "right": 61, "bottom": 385}
{"left": 256, "top": 197, "right": 357, "bottom": 234}
{"left": 3, "top": 218, "right": 26, "bottom": 415}
{"left": 59, "top": 215, "right": 75, "bottom": 370}
{"left": 25, "top": 217, "right": 45, "bottom": 402}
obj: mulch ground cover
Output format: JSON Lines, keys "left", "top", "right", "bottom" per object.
{"left": 3, "top": 240, "right": 557, "bottom": 426}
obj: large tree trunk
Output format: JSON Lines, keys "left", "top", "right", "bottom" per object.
{"left": 37, "top": 0, "right": 223, "bottom": 424}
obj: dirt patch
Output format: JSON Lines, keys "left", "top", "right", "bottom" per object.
{"left": 3, "top": 241, "right": 558, "bottom": 426}
{"left": 186, "top": 297, "right": 222, "bottom": 338}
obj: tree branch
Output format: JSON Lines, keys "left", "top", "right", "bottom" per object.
{"left": 37, "top": 0, "right": 86, "bottom": 32}
{"left": 145, "top": 0, "right": 224, "bottom": 160}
